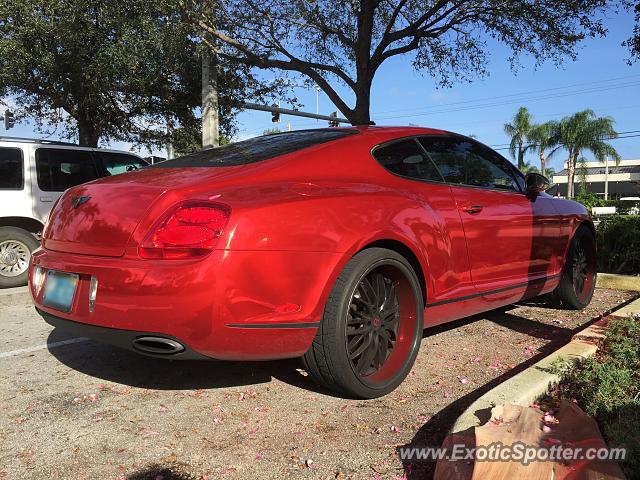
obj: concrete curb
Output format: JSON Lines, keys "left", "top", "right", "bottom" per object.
{"left": 451, "top": 298, "right": 640, "bottom": 434}
{"left": 596, "top": 273, "right": 640, "bottom": 292}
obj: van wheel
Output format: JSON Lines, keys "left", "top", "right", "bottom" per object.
{"left": 0, "top": 227, "right": 39, "bottom": 288}
{"left": 554, "top": 226, "right": 597, "bottom": 310}
{"left": 303, "top": 248, "right": 424, "bottom": 399}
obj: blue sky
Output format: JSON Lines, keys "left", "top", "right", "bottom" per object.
{"left": 235, "top": 8, "right": 640, "bottom": 171}
{"left": 5, "top": 8, "right": 640, "bottom": 172}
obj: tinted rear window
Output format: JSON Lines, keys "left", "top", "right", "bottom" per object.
{"left": 152, "top": 129, "right": 357, "bottom": 168}
{"left": 36, "top": 148, "right": 100, "bottom": 192}
{"left": 0, "top": 147, "right": 23, "bottom": 190}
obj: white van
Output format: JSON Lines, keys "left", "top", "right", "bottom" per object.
{"left": 0, "top": 137, "right": 148, "bottom": 287}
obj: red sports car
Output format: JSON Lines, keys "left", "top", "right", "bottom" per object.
{"left": 29, "top": 127, "right": 596, "bottom": 398}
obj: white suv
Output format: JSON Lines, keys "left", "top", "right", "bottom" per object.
{"left": 0, "top": 137, "right": 148, "bottom": 288}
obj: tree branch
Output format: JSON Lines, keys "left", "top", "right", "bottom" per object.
{"left": 194, "top": 25, "right": 355, "bottom": 119}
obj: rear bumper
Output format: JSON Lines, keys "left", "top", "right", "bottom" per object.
{"left": 30, "top": 247, "right": 342, "bottom": 361}
{"left": 37, "top": 308, "right": 211, "bottom": 360}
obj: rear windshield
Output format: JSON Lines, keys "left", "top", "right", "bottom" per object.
{"left": 152, "top": 129, "right": 357, "bottom": 168}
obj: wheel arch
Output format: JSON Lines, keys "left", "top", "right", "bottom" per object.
{"left": 0, "top": 217, "right": 44, "bottom": 236}
{"left": 558, "top": 219, "right": 596, "bottom": 273}
{"left": 579, "top": 220, "right": 596, "bottom": 240}
{"left": 357, "top": 239, "right": 428, "bottom": 307}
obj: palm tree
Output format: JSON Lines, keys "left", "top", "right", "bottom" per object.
{"left": 553, "top": 110, "right": 620, "bottom": 199}
{"left": 525, "top": 121, "right": 558, "bottom": 177}
{"left": 504, "top": 107, "right": 532, "bottom": 170}
{"left": 520, "top": 161, "right": 538, "bottom": 174}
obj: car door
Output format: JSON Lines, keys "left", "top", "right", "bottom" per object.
{"left": 31, "top": 147, "right": 101, "bottom": 222}
{"left": 417, "top": 135, "right": 559, "bottom": 294}
{"left": 371, "top": 137, "right": 477, "bottom": 308}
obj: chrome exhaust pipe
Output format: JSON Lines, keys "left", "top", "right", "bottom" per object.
{"left": 132, "top": 336, "right": 185, "bottom": 355}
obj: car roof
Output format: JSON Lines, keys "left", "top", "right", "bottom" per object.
{"left": 0, "top": 136, "right": 145, "bottom": 158}
{"left": 340, "top": 125, "right": 451, "bottom": 136}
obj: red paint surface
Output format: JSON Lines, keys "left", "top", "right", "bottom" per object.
{"left": 30, "top": 126, "right": 592, "bottom": 360}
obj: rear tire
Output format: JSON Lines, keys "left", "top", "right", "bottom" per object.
{"left": 554, "top": 225, "right": 597, "bottom": 310}
{"left": 303, "top": 248, "right": 424, "bottom": 399}
{"left": 0, "top": 227, "right": 39, "bottom": 288}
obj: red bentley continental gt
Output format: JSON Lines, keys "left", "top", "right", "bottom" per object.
{"left": 30, "top": 127, "right": 596, "bottom": 398}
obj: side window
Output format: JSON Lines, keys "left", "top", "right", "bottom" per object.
{"left": 0, "top": 147, "right": 24, "bottom": 190}
{"left": 418, "top": 137, "right": 520, "bottom": 192}
{"left": 372, "top": 139, "right": 444, "bottom": 183}
{"left": 36, "top": 148, "right": 100, "bottom": 192}
{"left": 98, "top": 152, "right": 148, "bottom": 175}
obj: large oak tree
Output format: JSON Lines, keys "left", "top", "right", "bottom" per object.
{"left": 181, "top": 0, "right": 620, "bottom": 126}
{"left": 0, "top": 0, "right": 287, "bottom": 147}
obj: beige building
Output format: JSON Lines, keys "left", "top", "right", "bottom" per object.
{"left": 551, "top": 159, "right": 640, "bottom": 199}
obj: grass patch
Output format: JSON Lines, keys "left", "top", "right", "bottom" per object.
{"left": 546, "top": 316, "right": 640, "bottom": 478}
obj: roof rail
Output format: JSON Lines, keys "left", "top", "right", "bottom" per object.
{"left": 0, "top": 136, "right": 78, "bottom": 146}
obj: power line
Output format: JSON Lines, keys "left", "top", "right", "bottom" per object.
{"left": 371, "top": 73, "right": 640, "bottom": 116}
{"left": 491, "top": 132, "right": 640, "bottom": 151}
{"left": 489, "top": 130, "right": 640, "bottom": 148}
{"left": 375, "top": 81, "right": 640, "bottom": 120}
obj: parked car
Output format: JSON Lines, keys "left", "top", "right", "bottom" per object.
{"left": 29, "top": 127, "right": 596, "bottom": 398}
{"left": 0, "top": 137, "right": 148, "bottom": 288}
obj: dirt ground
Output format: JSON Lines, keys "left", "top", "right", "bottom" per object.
{"left": 0, "top": 288, "right": 636, "bottom": 480}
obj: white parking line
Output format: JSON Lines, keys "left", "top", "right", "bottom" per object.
{"left": 0, "top": 337, "right": 88, "bottom": 359}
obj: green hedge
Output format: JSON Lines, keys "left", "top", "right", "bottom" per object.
{"left": 576, "top": 192, "right": 640, "bottom": 215}
{"left": 596, "top": 216, "right": 640, "bottom": 274}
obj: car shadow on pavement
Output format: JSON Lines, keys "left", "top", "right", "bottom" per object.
{"left": 125, "top": 465, "right": 194, "bottom": 480}
{"left": 514, "top": 292, "right": 572, "bottom": 310}
{"left": 46, "top": 328, "right": 332, "bottom": 395}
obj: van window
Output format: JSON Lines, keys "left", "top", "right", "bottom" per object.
{"left": 98, "top": 152, "right": 148, "bottom": 175}
{"left": 0, "top": 147, "right": 23, "bottom": 190}
{"left": 36, "top": 148, "right": 100, "bottom": 192}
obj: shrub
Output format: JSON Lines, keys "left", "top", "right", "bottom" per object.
{"left": 596, "top": 215, "right": 640, "bottom": 274}
{"left": 576, "top": 192, "right": 606, "bottom": 211}
{"left": 575, "top": 193, "right": 640, "bottom": 215}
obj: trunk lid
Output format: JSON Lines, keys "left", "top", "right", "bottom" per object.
{"left": 43, "top": 166, "right": 244, "bottom": 257}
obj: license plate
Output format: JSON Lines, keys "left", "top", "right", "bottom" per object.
{"left": 42, "top": 270, "right": 79, "bottom": 313}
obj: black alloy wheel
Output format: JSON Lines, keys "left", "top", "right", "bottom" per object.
{"left": 555, "top": 225, "right": 597, "bottom": 310}
{"left": 303, "top": 248, "right": 423, "bottom": 399}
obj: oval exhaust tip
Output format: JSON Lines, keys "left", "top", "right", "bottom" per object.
{"left": 133, "top": 336, "right": 185, "bottom": 355}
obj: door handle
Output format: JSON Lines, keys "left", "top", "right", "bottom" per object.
{"left": 40, "top": 196, "right": 54, "bottom": 202}
{"left": 461, "top": 204, "right": 483, "bottom": 214}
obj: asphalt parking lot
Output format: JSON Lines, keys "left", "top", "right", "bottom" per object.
{"left": 0, "top": 287, "right": 636, "bottom": 480}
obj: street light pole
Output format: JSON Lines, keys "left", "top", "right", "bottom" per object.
{"left": 202, "top": 53, "right": 220, "bottom": 149}
{"left": 604, "top": 155, "right": 609, "bottom": 200}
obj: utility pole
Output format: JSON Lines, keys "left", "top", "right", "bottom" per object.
{"left": 315, "top": 85, "right": 321, "bottom": 123}
{"left": 166, "top": 119, "right": 175, "bottom": 160}
{"left": 202, "top": 53, "right": 219, "bottom": 149}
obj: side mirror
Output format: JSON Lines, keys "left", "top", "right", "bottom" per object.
{"left": 524, "top": 172, "right": 549, "bottom": 195}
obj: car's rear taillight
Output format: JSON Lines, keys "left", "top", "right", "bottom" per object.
{"left": 138, "top": 202, "right": 230, "bottom": 259}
